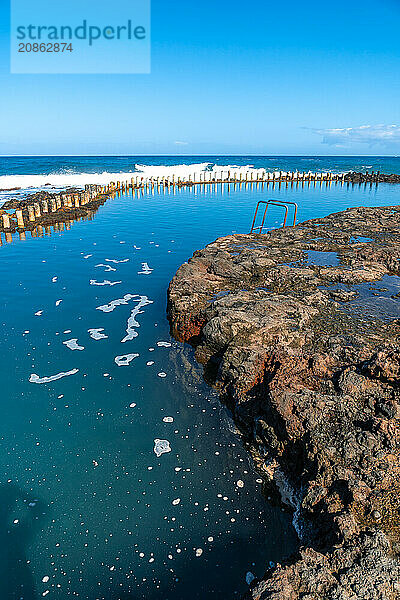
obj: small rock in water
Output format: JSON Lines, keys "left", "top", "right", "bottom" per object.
{"left": 236, "top": 480, "right": 245, "bottom": 488}
{"left": 153, "top": 439, "right": 171, "bottom": 457}
{"left": 158, "top": 372, "right": 167, "bottom": 378}
{"left": 195, "top": 548, "right": 203, "bottom": 557}
{"left": 172, "top": 498, "right": 181, "bottom": 505}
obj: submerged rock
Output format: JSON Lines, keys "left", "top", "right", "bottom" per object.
{"left": 167, "top": 206, "right": 400, "bottom": 600}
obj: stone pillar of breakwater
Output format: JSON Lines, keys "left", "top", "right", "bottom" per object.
{"left": 2, "top": 213, "right": 11, "bottom": 229}
{"left": 28, "top": 205, "right": 36, "bottom": 222}
{"left": 16, "top": 210, "right": 25, "bottom": 228}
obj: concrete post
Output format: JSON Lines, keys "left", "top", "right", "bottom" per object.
{"left": 16, "top": 210, "right": 25, "bottom": 228}
{"left": 2, "top": 214, "right": 11, "bottom": 229}
{"left": 28, "top": 206, "right": 36, "bottom": 222}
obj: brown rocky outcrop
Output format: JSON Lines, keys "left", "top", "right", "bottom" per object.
{"left": 167, "top": 206, "right": 400, "bottom": 599}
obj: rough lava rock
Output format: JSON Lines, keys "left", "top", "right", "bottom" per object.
{"left": 167, "top": 206, "right": 400, "bottom": 600}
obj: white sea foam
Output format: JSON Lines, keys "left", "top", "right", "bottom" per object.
{"left": 157, "top": 341, "right": 172, "bottom": 348}
{"left": 96, "top": 294, "right": 138, "bottom": 313}
{"left": 121, "top": 296, "right": 154, "bottom": 343}
{"left": 89, "top": 280, "right": 122, "bottom": 286}
{"left": 105, "top": 258, "right": 129, "bottom": 264}
{"left": 63, "top": 339, "right": 85, "bottom": 351}
{"left": 88, "top": 328, "right": 108, "bottom": 340}
{"left": 138, "top": 262, "right": 153, "bottom": 275}
{"left": 29, "top": 369, "right": 79, "bottom": 384}
{"left": 95, "top": 264, "right": 117, "bottom": 272}
{"left": 115, "top": 354, "right": 139, "bottom": 366}
{"left": 153, "top": 439, "right": 171, "bottom": 457}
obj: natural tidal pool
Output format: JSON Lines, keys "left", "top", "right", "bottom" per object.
{"left": 1, "top": 181, "right": 400, "bottom": 600}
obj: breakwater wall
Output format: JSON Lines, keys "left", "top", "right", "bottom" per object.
{"left": 1, "top": 170, "right": 399, "bottom": 238}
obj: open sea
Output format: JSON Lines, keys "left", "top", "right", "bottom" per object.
{"left": 1, "top": 156, "right": 400, "bottom": 600}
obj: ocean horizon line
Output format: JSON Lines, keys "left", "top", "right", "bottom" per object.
{"left": 0, "top": 153, "right": 399, "bottom": 158}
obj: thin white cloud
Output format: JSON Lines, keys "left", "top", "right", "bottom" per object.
{"left": 313, "top": 125, "right": 400, "bottom": 147}
{"left": 174, "top": 141, "right": 189, "bottom": 146}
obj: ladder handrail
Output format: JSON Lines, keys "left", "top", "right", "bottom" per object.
{"left": 250, "top": 200, "right": 298, "bottom": 233}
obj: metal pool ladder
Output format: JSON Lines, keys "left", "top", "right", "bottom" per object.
{"left": 250, "top": 200, "right": 298, "bottom": 234}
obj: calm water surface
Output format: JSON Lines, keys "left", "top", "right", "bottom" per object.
{"left": 1, "top": 180, "right": 400, "bottom": 600}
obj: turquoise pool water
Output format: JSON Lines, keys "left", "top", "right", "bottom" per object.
{"left": 1, "top": 180, "right": 400, "bottom": 600}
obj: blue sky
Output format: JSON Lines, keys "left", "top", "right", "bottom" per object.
{"left": 0, "top": 0, "right": 399, "bottom": 156}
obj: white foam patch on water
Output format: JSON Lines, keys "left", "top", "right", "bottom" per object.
{"left": 83, "top": 254, "right": 92, "bottom": 259}
{"left": 88, "top": 328, "right": 108, "bottom": 340}
{"left": 163, "top": 417, "right": 174, "bottom": 423}
{"left": 52, "top": 277, "right": 58, "bottom": 283}
{"left": 121, "top": 296, "right": 154, "bottom": 343}
{"left": 195, "top": 548, "right": 203, "bottom": 557}
{"left": 153, "top": 439, "right": 171, "bottom": 457}
{"left": 138, "top": 262, "right": 153, "bottom": 275}
{"left": 115, "top": 354, "right": 139, "bottom": 366}
{"left": 55, "top": 300, "right": 62, "bottom": 307}
{"left": 105, "top": 259, "right": 129, "bottom": 264}
{"left": 29, "top": 369, "right": 79, "bottom": 384}
{"left": 63, "top": 339, "right": 85, "bottom": 351}
{"left": 90, "top": 280, "right": 122, "bottom": 287}
{"left": 172, "top": 498, "right": 181, "bottom": 505}
{"left": 157, "top": 341, "right": 172, "bottom": 348}
{"left": 95, "top": 264, "right": 116, "bottom": 272}
{"left": 35, "top": 310, "right": 43, "bottom": 316}
{"left": 158, "top": 372, "right": 167, "bottom": 378}
{"left": 97, "top": 294, "right": 138, "bottom": 313}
